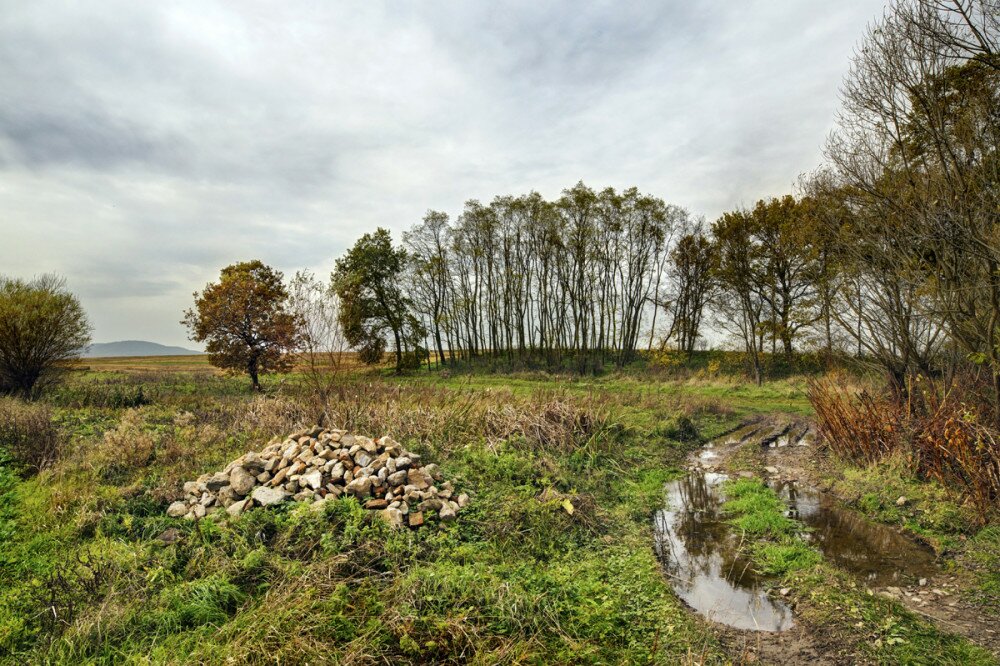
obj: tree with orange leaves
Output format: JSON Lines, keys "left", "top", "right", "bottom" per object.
{"left": 183, "top": 260, "right": 301, "bottom": 391}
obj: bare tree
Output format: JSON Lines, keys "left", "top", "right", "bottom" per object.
{"left": 288, "top": 270, "right": 348, "bottom": 424}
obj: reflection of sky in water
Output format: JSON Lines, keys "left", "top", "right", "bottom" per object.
{"left": 655, "top": 466, "right": 941, "bottom": 631}
{"left": 654, "top": 472, "right": 795, "bottom": 632}
{"left": 770, "top": 481, "right": 938, "bottom": 586}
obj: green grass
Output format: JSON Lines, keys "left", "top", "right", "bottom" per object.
{"left": 1, "top": 369, "right": 744, "bottom": 664}
{"left": 721, "top": 479, "right": 995, "bottom": 664}
{"left": 722, "top": 478, "right": 821, "bottom": 575}
{"left": 0, "top": 364, "right": 990, "bottom": 664}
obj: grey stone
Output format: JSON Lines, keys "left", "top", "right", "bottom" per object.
{"left": 242, "top": 451, "right": 266, "bottom": 473}
{"left": 205, "top": 472, "right": 231, "bottom": 491}
{"left": 302, "top": 470, "right": 324, "bottom": 490}
{"left": 226, "top": 498, "right": 250, "bottom": 517}
{"left": 388, "top": 470, "right": 408, "bottom": 486}
{"left": 252, "top": 486, "right": 290, "bottom": 507}
{"left": 230, "top": 466, "right": 256, "bottom": 496}
{"left": 439, "top": 504, "right": 456, "bottom": 522}
{"left": 418, "top": 498, "right": 444, "bottom": 512}
{"left": 379, "top": 507, "right": 405, "bottom": 529}
{"left": 345, "top": 475, "right": 372, "bottom": 498}
{"left": 167, "top": 501, "right": 189, "bottom": 517}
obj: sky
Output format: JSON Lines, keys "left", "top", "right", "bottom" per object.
{"left": 0, "top": 0, "right": 886, "bottom": 348}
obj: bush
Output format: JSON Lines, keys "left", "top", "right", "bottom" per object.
{"left": 0, "top": 274, "right": 91, "bottom": 398}
{"left": 809, "top": 376, "right": 1000, "bottom": 523}
{"left": 0, "top": 397, "right": 62, "bottom": 473}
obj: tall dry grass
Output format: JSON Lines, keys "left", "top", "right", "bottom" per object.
{"left": 0, "top": 396, "right": 62, "bottom": 473}
{"left": 809, "top": 375, "right": 1000, "bottom": 522}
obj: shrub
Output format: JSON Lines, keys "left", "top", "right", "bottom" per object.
{"left": 809, "top": 376, "right": 1000, "bottom": 522}
{"left": 0, "top": 274, "right": 91, "bottom": 398}
{"left": 88, "top": 409, "right": 159, "bottom": 483}
{"left": 0, "top": 397, "right": 62, "bottom": 473}
{"left": 664, "top": 415, "right": 700, "bottom": 442}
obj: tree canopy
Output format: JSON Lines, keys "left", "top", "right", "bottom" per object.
{"left": 0, "top": 274, "right": 91, "bottom": 398}
{"left": 333, "top": 228, "right": 425, "bottom": 373}
{"left": 183, "top": 260, "right": 300, "bottom": 390}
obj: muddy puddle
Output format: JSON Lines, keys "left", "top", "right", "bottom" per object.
{"left": 655, "top": 431, "right": 939, "bottom": 632}
{"left": 772, "top": 480, "right": 938, "bottom": 586}
{"left": 654, "top": 471, "right": 796, "bottom": 631}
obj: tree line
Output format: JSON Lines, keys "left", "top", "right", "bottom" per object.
{"left": 6, "top": 0, "right": 998, "bottom": 412}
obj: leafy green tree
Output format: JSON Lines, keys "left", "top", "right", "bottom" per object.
{"left": 333, "top": 228, "right": 426, "bottom": 373}
{"left": 0, "top": 275, "right": 91, "bottom": 398}
{"left": 712, "top": 209, "right": 768, "bottom": 384}
{"left": 183, "top": 261, "right": 300, "bottom": 391}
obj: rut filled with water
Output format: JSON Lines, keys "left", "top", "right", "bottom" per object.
{"left": 654, "top": 425, "right": 939, "bottom": 632}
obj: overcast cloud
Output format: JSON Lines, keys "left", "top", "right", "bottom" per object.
{"left": 0, "top": 0, "right": 885, "bottom": 347}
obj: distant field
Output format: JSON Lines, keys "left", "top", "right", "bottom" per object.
{"left": 78, "top": 353, "right": 368, "bottom": 374}
{"left": 77, "top": 355, "right": 218, "bottom": 372}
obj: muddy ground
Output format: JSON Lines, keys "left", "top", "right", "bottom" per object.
{"left": 664, "top": 418, "right": 1000, "bottom": 663}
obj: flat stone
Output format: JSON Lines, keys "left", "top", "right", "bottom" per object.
{"left": 270, "top": 467, "right": 289, "bottom": 486}
{"left": 457, "top": 493, "right": 470, "bottom": 508}
{"left": 226, "top": 498, "right": 250, "bottom": 517}
{"left": 408, "top": 511, "right": 424, "bottom": 528}
{"left": 365, "top": 498, "right": 389, "bottom": 510}
{"left": 205, "top": 472, "right": 231, "bottom": 491}
{"left": 251, "top": 486, "right": 290, "bottom": 507}
{"left": 167, "top": 501, "right": 189, "bottom": 517}
{"left": 302, "top": 470, "right": 323, "bottom": 490}
{"left": 418, "top": 498, "right": 443, "bottom": 512}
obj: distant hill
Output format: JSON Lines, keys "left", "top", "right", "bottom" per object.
{"left": 83, "top": 341, "right": 204, "bottom": 358}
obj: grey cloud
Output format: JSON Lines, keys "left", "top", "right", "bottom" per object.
{"left": 0, "top": 0, "right": 886, "bottom": 347}
{"left": 0, "top": 107, "right": 186, "bottom": 169}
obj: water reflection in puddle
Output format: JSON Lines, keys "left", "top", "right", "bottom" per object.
{"left": 653, "top": 472, "right": 795, "bottom": 632}
{"left": 655, "top": 468, "right": 940, "bottom": 632}
{"left": 772, "top": 481, "right": 937, "bottom": 586}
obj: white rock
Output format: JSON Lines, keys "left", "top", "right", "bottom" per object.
{"left": 230, "top": 466, "right": 256, "bottom": 496}
{"left": 303, "top": 470, "right": 323, "bottom": 490}
{"left": 251, "top": 486, "right": 290, "bottom": 507}
{"left": 167, "top": 501, "right": 189, "bottom": 517}
{"left": 379, "top": 507, "right": 405, "bottom": 529}
{"left": 345, "top": 476, "right": 372, "bottom": 498}
{"left": 226, "top": 498, "right": 250, "bottom": 517}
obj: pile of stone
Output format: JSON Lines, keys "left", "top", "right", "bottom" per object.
{"left": 166, "top": 428, "right": 468, "bottom": 529}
